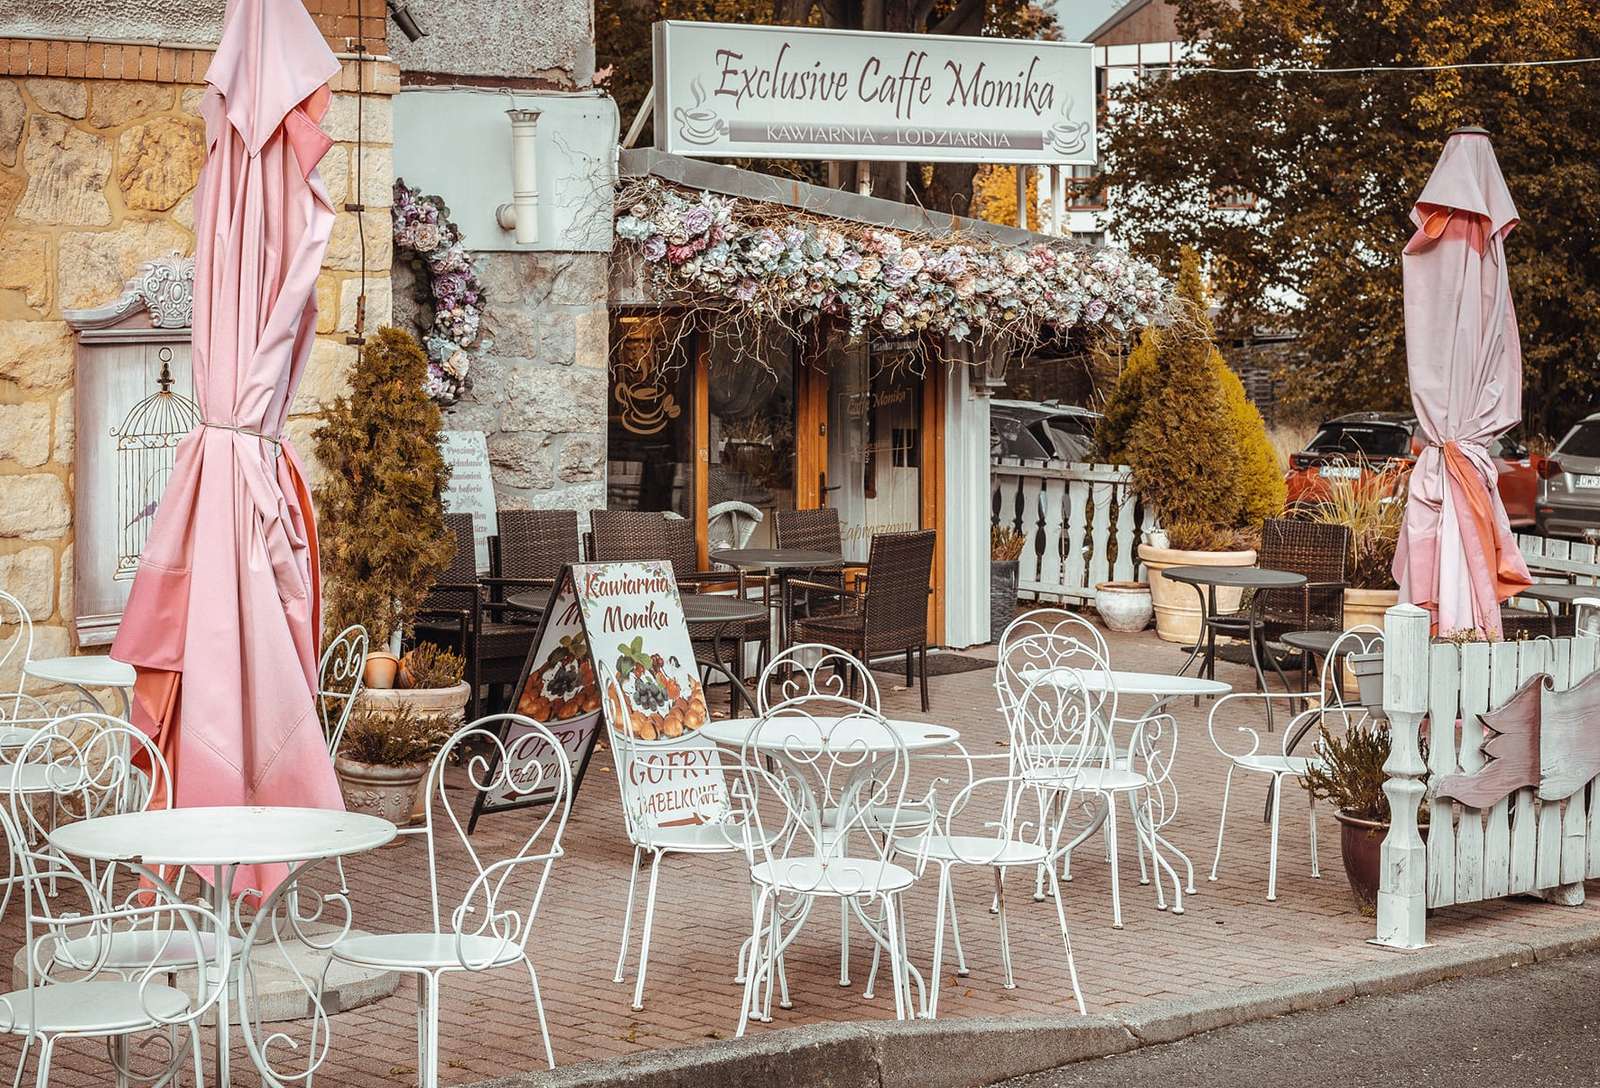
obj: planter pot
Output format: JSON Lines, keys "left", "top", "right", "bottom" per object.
{"left": 1334, "top": 810, "right": 1429, "bottom": 914}
{"left": 335, "top": 757, "right": 428, "bottom": 826}
{"left": 354, "top": 682, "right": 470, "bottom": 824}
{"left": 1095, "top": 581, "right": 1153, "bottom": 633}
{"left": 1340, "top": 587, "right": 1398, "bottom": 692}
{"left": 990, "top": 559, "right": 1020, "bottom": 639}
{"left": 1348, "top": 652, "right": 1386, "bottom": 717}
{"left": 1138, "top": 544, "right": 1258, "bottom": 644}
{"left": 363, "top": 650, "right": 400, "bottom": 690}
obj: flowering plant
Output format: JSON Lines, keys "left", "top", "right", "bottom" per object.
{"left": 392, "top": 179, "right": 491, "bottom": 404}
{"left": 615, "top": 180, "right": 1175, "bottom": 346}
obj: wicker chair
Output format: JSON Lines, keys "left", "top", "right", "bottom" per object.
{"left": 487, "top": 509, "right": 582, "bottom": 624}
{"left": 790, "top": 529, "right": 936, "bottom": 711}
{"left": 1257, "top": 518, "right": 1351, "bottom": 645}
{"left": 413, "top": 513, "right": 541, "bottom": 717}
{"left": 773, "top": 508, "right": 861, "bottom": 640}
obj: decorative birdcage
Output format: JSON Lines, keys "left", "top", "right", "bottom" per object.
{"left": 111, "top": 348, "right": 200, "bottom": 580}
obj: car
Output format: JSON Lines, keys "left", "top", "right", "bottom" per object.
{"left": 1284, "top": 411, "right": 1541, "bottom": 527}
{"left": 990, "top": 399, "right": 1101, "bottom": 463}
{"left": 1536, "top": 412, "right": 1600, "bottom": 540}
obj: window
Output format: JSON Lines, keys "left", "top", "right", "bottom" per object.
{"left": 607, "top": 313, "right": 695, "bottom": 515}
{"left": 1306, "top": 422, "right": 1412, "bottom": 459}
{"left": 1557, "top": 421, "right": 1600, "bottom": 459}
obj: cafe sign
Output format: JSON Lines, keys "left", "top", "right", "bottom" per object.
{"left": 652, "top": 21, "right": 1096, "bottom": 165}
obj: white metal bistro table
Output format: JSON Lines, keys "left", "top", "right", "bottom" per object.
{"left": 23, "top": 655, "right": 137, "bottom": 717}
{"left": 49, "top": 805, "right": 397, "bottom": 1087}
{"left": 699, "top": 714, "right": 959, "bottom": 1011}
{"left": 1016, "top": 667, "right": 1232, "bottom": 903}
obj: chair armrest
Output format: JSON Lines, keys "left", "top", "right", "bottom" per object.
{"left": 789, "top": 577, "right": 860, "bottom": 596}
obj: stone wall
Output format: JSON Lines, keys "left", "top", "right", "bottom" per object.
{"left": 0, "top": 56, "right": 395, "bottom": 673}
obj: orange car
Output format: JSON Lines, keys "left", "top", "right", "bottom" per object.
{"left": 1284, "top": 411, "right": 1541, "bottom": 527}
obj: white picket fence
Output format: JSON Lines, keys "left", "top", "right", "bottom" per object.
{"left": 1377, "top": 603, "right": 1600, "bottom": 948}
{"left": 990, "top": 459, "right": 1157, "bottom": 604}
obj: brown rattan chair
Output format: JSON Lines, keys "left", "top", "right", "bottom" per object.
{"left": 1257, "top": 517, "right": 1351, "bottom": 644}
{"left": 774, "top": 508, "right": 862, "bottom": 639}
{"left": 486, "top": 509, "right": 582, "bottom": 623}
{"left": 790, "top": 529, "right": 936, "bottom": 711}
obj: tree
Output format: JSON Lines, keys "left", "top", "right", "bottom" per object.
{"left": 1124, "top": 251, "right": 1250, "bottom": 547}
{"left": 315, "top": 328, "right": 455, "bottom": 648}
{"left": 1216, "top": 356, "right": 1286, "bottom": 528}
{"left": 1101, "top": 0, "right": 1600, "bottom": 438}
{"left": 1094, "top": 326, "right": 1156, "bottom": 462}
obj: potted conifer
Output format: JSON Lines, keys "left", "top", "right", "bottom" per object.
{"left": 1101, "top": 250, "right": 1284, "bottom": 643}
{"left": 315, "top": 327, "right": 467, "bottom": 795}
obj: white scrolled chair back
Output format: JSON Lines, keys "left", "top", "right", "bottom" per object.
{"left": 1125, "top": 711, "right": 1182, "bottom": 832}
{"left": 760, "top": 643, "right": 881, "bottom": 713}
{"left": 318, "top": 623, "right": 369, "bottom": 758}
{"left": 1007, "top": 665, "right": 1108, "bottom": 790}
{"left": 995, "top": 612, "right": 1115, "bottom": 733}
{"left": 731, "top": 699, "right": 911, "bottom": 899}
{"left": 0, "top": 590, "right": 33, "bottom": 717}
{"left": 421, "top": 713, "right": 574, "bottom": 969}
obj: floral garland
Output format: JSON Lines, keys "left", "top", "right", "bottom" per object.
{"left": 615, "top": 180, "right": 1175, "bottom": 347}
{"left": 392, "top": 179, "right": 491, "bottom": 404}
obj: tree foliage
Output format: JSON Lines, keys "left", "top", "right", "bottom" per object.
{"left": 1217, "top": 356, "right": 1286, "bottom": 528}
{"left": 315, "top": 327, "right": 454, "bottom": 647}
{"left": 1101, "top": 0, "right": 1600, "bottom": 437}
{"left": 1094, "top": 326, "right": 1156, "bottom": 462}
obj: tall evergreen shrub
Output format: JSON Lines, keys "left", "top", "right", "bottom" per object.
{"left": 314, "top": 327, "right": 454, "bottom": 646}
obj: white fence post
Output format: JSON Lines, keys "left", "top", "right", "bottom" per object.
{"left": 1375, "top": 602, "right": 1431, "bottom": 948}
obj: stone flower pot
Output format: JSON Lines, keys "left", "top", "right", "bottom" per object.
{"left": 1094, "top": 581, "right": 1152, "bottom": 633}
{"left": 353, "top": 682, "right": 470, "bottom": 823}
{"left": 1138, "top": 544, "right": 1258, "bottom": 644}
{"left": 335, "top": 757, "right": 429, "bottom": 826}
{"left": 990, "top": 559, "right": 1020, "bottom": 639}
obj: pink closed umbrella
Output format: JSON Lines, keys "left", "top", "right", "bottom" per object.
{"left": 112, "top": 0, "right": 344, "bottom": 894}
{"left": 1393, "top": 127, "right": 1533, "bottom": 638}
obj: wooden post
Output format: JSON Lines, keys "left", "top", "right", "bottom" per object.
{"left": 1375, "top": 602, "right": 1432, "bottom": 948}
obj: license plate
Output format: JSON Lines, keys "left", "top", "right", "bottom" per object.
{"left": 1578, "top": 475, "right": 1600, "bottom": 489}
{"left": 1319, "top": 465, "right": 1361, "bottom": 480}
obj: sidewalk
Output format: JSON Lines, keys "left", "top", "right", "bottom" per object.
{"left": 7, "top": 623, "right": 1599, "bottom": 1087}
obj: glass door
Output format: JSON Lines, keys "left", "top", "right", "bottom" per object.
{"left": 824, "top": 335, "right": 923, "bottom": 563}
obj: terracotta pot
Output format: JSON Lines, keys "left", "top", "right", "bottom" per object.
{"left": 335, "top": 756, "right": 428, "bottom": 826}
{"left": 355, "top": 682, "right": 471, "bottom": 823}
{"left": 1138, "top": 544, "right": 1258, "bottom": 644}
{"left": 1334, "top": 810, "right": 1429, "bottom": 913}
{"left": 1340, "top": 587, "right": 1398, "bottom": 691}
{"left": 363, "top": 650, "right": 400, "bottom": 690}
{"left": 1094, "top": 581, "right": 1153, "bottom": 633}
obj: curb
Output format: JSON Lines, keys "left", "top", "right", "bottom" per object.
{"left": 472, "top": 922, "right": 1600, "bottom": 1088}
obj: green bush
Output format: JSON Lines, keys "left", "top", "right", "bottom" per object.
{"left": 1217, "top": 355, "right": 1286, "bottom": 529}
{"left": 1094, "top": 328, "right": 1157, "bottom": 463}
{"left": 315, "top": 327, "right": 454, "bottom": 646}
{"left": 1123, "top": 250, "right": 1246, "bottom": 539}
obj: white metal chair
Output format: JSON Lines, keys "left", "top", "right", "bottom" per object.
{"left": 2, "top": 715, "right": 229, "bottom": 1088}
{"left": 328, "top": 713, "right": 573, "bottom": 1081}
{"left": 729, "top": 697, "right": 922, "bottom": 1034}
{"left": 760, "top": 642, "right": 882, "bottom": 713}
{"left": 1208, "top": 626, "right": 1382, "bottom": 901}
{"left": 318, "top": 623, "right": 369, "bottom": 758}
{"left": 0, "top": 590, "right": 34, "bottom": 720}
{"left": 895, "top": 700, "right": 1089, "bottom": 1017}
{"left": 607, "top": 696, "right": 755, "bottom": 1012}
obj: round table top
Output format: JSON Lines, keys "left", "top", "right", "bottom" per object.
{"left": 1280, "top": 630, "right": 1369, "bottom": 656}
{"left": 709, "top": 548, "right": 844, "bottom": 571}
{"left": 699, "top": 715, "right": 959, "bottom": 753}
{"left": 24, "top": 655, "right": 136, "bottom": 689}
{"left": 506, "top": 591, "right": 551, "bottom": 614}
{"left": 48, "top": 806, "right": 398, "bottom": 866}
{"left": 1515, "top": 582, "right": 1600, "bottom": 607}
{"left": 683, "top": 595, "right": 768, "bottom": 624}
{"left": 1164, "top": 565, "right": 1307, "bottom": 590}
{"left": 1020, "top": 667, "right": 1230, "bottom": 698}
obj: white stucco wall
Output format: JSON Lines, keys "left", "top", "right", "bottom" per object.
{"left": 390, "top": 0, "right": 595, "bottom": 82}
{"left": 1, "top": 1, "right": 227, "bottom": 43}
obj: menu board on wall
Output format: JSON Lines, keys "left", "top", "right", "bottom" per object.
{"left": 470, "top": 561, "right": 721, "bottom": 829}
{"left": 439, "top": 430, "right": 497, "bottom": 574}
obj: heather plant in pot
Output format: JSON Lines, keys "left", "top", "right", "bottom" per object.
{"left": 1301, "top": 720, "right": 1429, "bottom": 913}
{"left": 335, "top": 703, "right": 457, "bottom": 825}
{"left": 1101, "top": 250, "right": 1282, "bottom": 643}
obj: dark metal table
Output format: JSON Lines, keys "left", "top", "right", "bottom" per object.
{"left": 1166, "top": 565, "right": 1308, "bottom": 709}
{"left": 1512, "top": 581, "right": 1600, "bottom": 636}
{"left": 709, "top": 547, "right": 846, "bottom": 654}
{"left": 506, "top": 590, "right": 553, "bottom": 621}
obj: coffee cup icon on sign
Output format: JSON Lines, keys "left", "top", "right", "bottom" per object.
{"left": 1045, "top": 119, "right": 1091, "bottom": 156}
{"left": 675, "top": 79, "right": 729, "bottom": 145}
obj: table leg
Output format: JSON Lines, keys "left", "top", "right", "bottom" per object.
{"left": 1205, "top": 586, "right": 1219, "bottom": 681}
{"left": 1176, "top": 583, "right": 1209, "bottom": 679}
{"left": 211, "top": 865, "right": 234, "bottom": 1088}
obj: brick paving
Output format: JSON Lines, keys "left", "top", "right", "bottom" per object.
{"left": 7, "top": 619, "right": 1600, "bottom": 1086}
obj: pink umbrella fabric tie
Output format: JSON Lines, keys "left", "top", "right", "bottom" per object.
{"left": 112, "top": 0, "right": 345, "bottom": 897}
{"left": 1393, "top": 130, "right": 1532, "bottom": 638}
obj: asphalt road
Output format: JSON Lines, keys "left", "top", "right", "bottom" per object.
{"left": 1002, "top": 952, "right": 1600, "bottom": 1088}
